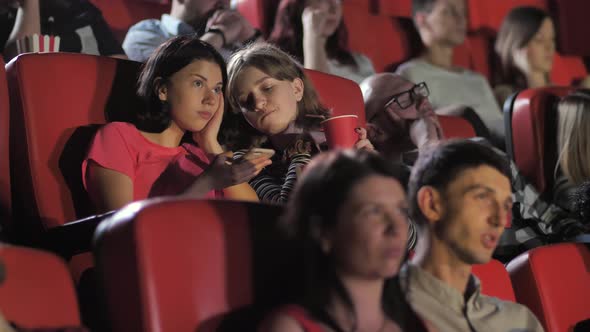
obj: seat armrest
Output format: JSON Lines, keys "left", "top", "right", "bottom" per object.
{"left": 43, "top": 211, "right": 115, "bottom": 259}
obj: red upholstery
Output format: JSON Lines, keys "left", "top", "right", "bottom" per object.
{"left": 438, "top": 115, "right": 476, "bottom": 139}
{"left": 472, "top": 259, "right": 516, "bottom": 302}
{"left": 344, "top": 11, "right": 414, "bottom": 73}
{"left": 6, "top": 53, "right": 142, "bottom": 229}
{"left": 506, "top": 87, "right": 572, "bottom": 193}
{"left": 467, "top": 0, "right": 547, "bottom": 32}
{"left": 94, "top": 199, "right": 286, "bottom": 332}
{"left": 374, "top": 0, "right": 412, "bottom": 17}
{"left": 305, "top": 69, "right": 366, "bottom": 125}
{"left": 90, "top": 0, "right": 170, "bottom": 43}
{"left": 507, "top": 243, "right": 590, "bottom": 332}
{"left": 0, "top": 244, "right": 80, "bottom": 328}
{"left": 0, "top": 56, "right": 10, "bottom": 222}
{"left": 551, "top": 53, "right": 588, "bottom": 87}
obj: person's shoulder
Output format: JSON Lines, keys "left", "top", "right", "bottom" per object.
{"left": 478, "top": 294, "right": 543, "bottom": 325}
{"left": 97, "top": 121, "right": 139, "bottom": 140}
{"left": 127, "top": 18, "right": 165, "bottom": 33}
{"left": 259, "top": 305, "right": 311, "bottom": 332}
{"left": 396, "top": 58, "right": 430, "bottom": 77}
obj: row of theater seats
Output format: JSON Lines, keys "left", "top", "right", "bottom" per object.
{"left": 89, "top": 0, "right": 589, "bottom": 87}
{"left": 0, "top": 52, "right": 474, "bottom": 286}
{"left": 1, "top": 198, "right": 589, "bottom": 331}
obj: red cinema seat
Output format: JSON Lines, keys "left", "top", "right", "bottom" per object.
{"left": 0, "top": 56, "right": 10, "bottom": 226}
{"left": 90, "top": 0, "right": 170, "bottom": 43}
{"left": 6, "top": 53, "right": 142, "bottom": 279}
{"left": 503, "top": 86, "right": 572, "bottom": 194}
{"left": 305, "top": 69, "right": 366, "bottom": 124}
{"left": 467, "top": 0, "right": 547, "bottom": 32}
{"left": 0, "top": 243, "right": 81, "bottom": 328}
{"left": 94, "top": 199, "right": 287, "bottom": 332}
{"left": 472, "top": 259, "right": 516, "bottom": 302}
{"left": 438, "top": 115, "right": 476, "bottom": 139}
{"left": 373, "top": 0, "right": 412, "bottom": 17}
{"left": 551, "top": 53, "right": 588, "bottom": 87}
{"left": 507, "top": 243, "right": 590, "bottom": 332}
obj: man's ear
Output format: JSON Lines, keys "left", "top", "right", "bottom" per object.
{"left": 155, "top": 77, "right": 168, "bottom": 102}
{"left": 291, "top": 77, "right": 304, "bottom": 102}
{"left": 417, "top": 186, "right": 444, "bottom": 225}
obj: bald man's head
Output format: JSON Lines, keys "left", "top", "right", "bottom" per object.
{"left": 361, "top": 73, "right": 414, "bottom": 121}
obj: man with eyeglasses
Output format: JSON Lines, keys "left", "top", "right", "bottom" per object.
{"left": 361, "top": 73, "right": 442, "bottom": 164}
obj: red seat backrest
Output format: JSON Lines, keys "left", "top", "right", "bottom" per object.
{"left": 505, "top": 86, "right": 572, "bottom": 193}
{"left": 6, "top": 53, "right": 142, "bottom": 230}
{"left": 551, "top": 53, "right": 588, "bottom": 86}
{"left": 90, "top": 0, "right": 170, "bottom": 43}
{"left": 438, "top": 115, "right": 476, "bottom": 139}
{"left": 507, "top": 243, "right": 590, "bottom": 332}
{"left": 305, "top": 69, "right": 366, "bottom": 125}
{"left": 467, "top": 0, "right": 547, "bottom": 32}
{"left": 0, "top": 244, "right": 80, "bottom": 328}
{"left": 344, "top": 8, "right": 415, "bottom": 73}
{"left": 472, "top": 259, "right": 516, "bottom": 302}
{"left": 0, "top": 56, "right": 10, "bottom": 223}
{"left": 373, "top": 0, "right": 412, "bottom": 17}
{"left": 504, "top": 87, "right": 571, "bottom": 193}
{"left": 94, "top": 199, "right": 286, "bottom": 332}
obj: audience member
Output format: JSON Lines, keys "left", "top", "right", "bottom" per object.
{"left": 260, "top": 149, "right": 427, "bottom": 332}
{"left": 224, "top": 42, "right": 373, "bottom": 204}
{"left": 494, "top": 6, "right": 590, "bottom": 106}
{"left": 1, "top": 0, "right": 125, "bottom": 61}
{"left": 123, "top": 0, "right": 262, "bottom": 62}
{"left": 396, "top": 0, "right": 504, "bottom": 143}
{"left": 268, "top": 0, "right": 375, "bottom": 84}
{"left": 361, "top": 73, "right": 443, "bottom": 164}
{"left": 405, "top": 139, "right": 545, "bottom": 331}
{"left": 555, "top": 89, "right": 590, "bottom": 210}
{"left": 83, "top": 35, "right": 270, "bottom": 213}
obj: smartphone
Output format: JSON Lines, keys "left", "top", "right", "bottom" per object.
{"left": 242, "top": 148, "right": 276, "bottom": 160}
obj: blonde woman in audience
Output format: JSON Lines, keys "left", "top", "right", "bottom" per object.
{"left": 555, "top": 89, "right": 590, "bottom": 211}
{"left": 260, "top": 149, "right": 429, "bottom": 332}
{"left": 268, "top": 0, "right": 375, "bottom": 84}
{"left": 494, "top": 6, "right": 590, "bottom": 105}
{"left": 83, "top": 35, "right": 270, "bottom": 213}
{"left": 224, "top": 42, "right": 373, "bottom": 204}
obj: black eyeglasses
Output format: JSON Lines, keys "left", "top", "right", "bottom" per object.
{"left": 384, "top": 82, "right": 430, "bottom": 110}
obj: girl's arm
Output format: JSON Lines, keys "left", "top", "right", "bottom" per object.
{"left": 85, "top": 161, "right": 133, "bottom": 212}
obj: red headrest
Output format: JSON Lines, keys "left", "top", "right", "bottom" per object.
{"left": 551, "top": 53, "right": 588, "bottom": 86}
{"left": 508, "top": 86, "right": 572, "bottom": 193}
{"left": 438, "top": 115, "right": 476, "bottom": 139}
{"left": 6, "top": 53, "right": 142, "bottom": 227}
{"left": 95, "top": 199, "right": 286, "bottom": 332}
{"left": 472, "top": 259, "right": 516, "bottom": 302}
{"left": 467, "top": 0, "right": 547, "bottom": 32}
{"left": 0, "top": 244, "right": 80, "bottom": 328}
{"left": 507, "top": 243, "right": 590, "bottom": 332}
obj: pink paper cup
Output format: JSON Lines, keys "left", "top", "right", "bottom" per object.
{"left": 321, "top": 115, "right": 359, "bottom": 149}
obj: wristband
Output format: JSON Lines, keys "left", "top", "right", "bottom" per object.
{"left": 244, "top": 29, "right": 262, "bottom": 45}
{"left": 206, "top": 27, "right": 226, "bottom": 47}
